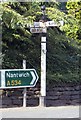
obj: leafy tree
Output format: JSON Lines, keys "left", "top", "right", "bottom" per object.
{"left": 2, "top": 1, "right": 80, "bottom": 84}
{"left": 0, "top": 2, "right": 3, "bottom": 69}
{"left": 2, "top": 1, "right": 60, "bottom": 70}
{"left": 62, "top": 0, "right": 81, "bottom": 45}
{"left": 2, "top": 2, "right": 33, "bottom": 69}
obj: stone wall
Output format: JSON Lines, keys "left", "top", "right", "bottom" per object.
{"left": 46, "top": 84, "right": 81, "bottom": 106}
{"left": 0, "top": 83, "right": 81, "bottom": 108}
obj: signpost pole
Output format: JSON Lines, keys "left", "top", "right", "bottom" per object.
{"left": 30, "top": 5, "right": 63, "bottom": 107}
{"left": 23, "top": 60, "right": 27, "bottom": 107}
{"left": 40, "top": 36, "right": 46, "bottom": 107}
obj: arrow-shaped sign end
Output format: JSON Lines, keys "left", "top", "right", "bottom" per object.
{"left": 30, "top": 70, "right": 38, "bottom": 85}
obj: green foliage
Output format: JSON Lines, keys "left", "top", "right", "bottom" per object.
{"left": 46, "top": 7, "right": 65, "bottom": 22}
{"left": 62, "top": 0, "right": 81, "bottom": 46}
{"left": 2, "top": 1, "right": 80, "bottom": 85}
{"left": 46, "top": 27, "right": 79, "bottom": 84}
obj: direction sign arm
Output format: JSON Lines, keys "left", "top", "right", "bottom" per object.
{"left": 30, "top": 71, "right": 36, "bottom": 85}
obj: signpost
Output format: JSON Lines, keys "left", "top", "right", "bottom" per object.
{"left": 45, "top": 21, "right": 58, "bottom": 27}
{"left": 30, "top": 27, "right": 47, "bottom": 33}
{"left": 30, "top": 5, "right": 63, "bottom": 107}
{"left": 30, "top": 21, "right": 60, "bottom": 106}
{"left": 23, "top": 59, "right": 27, "bottom": 107}
{"left": 0, "top": 69, "right": 39, "bottom": 89}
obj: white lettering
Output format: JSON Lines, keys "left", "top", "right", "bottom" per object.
{"left": 19, "top": 73, "right": 23, "bottom": 77}
{"left": 23, "top": 72, "right": 30, "bottom": 77}
{"left": 6, "top": 73, "right": 11, "bottom": 78}
{"left": 6, "top": 72, "right": 30, "bottom": 78}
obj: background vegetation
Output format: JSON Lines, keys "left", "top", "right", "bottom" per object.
{"left": 1, "top": 0, "right": 81, "bottom": 85}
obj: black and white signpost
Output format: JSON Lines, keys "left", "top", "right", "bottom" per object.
{"left": 23, "top": 60, "right": 27, "bottom": 107}
{"left": 30, "top": 5, "right": 63, "bottom": 107}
